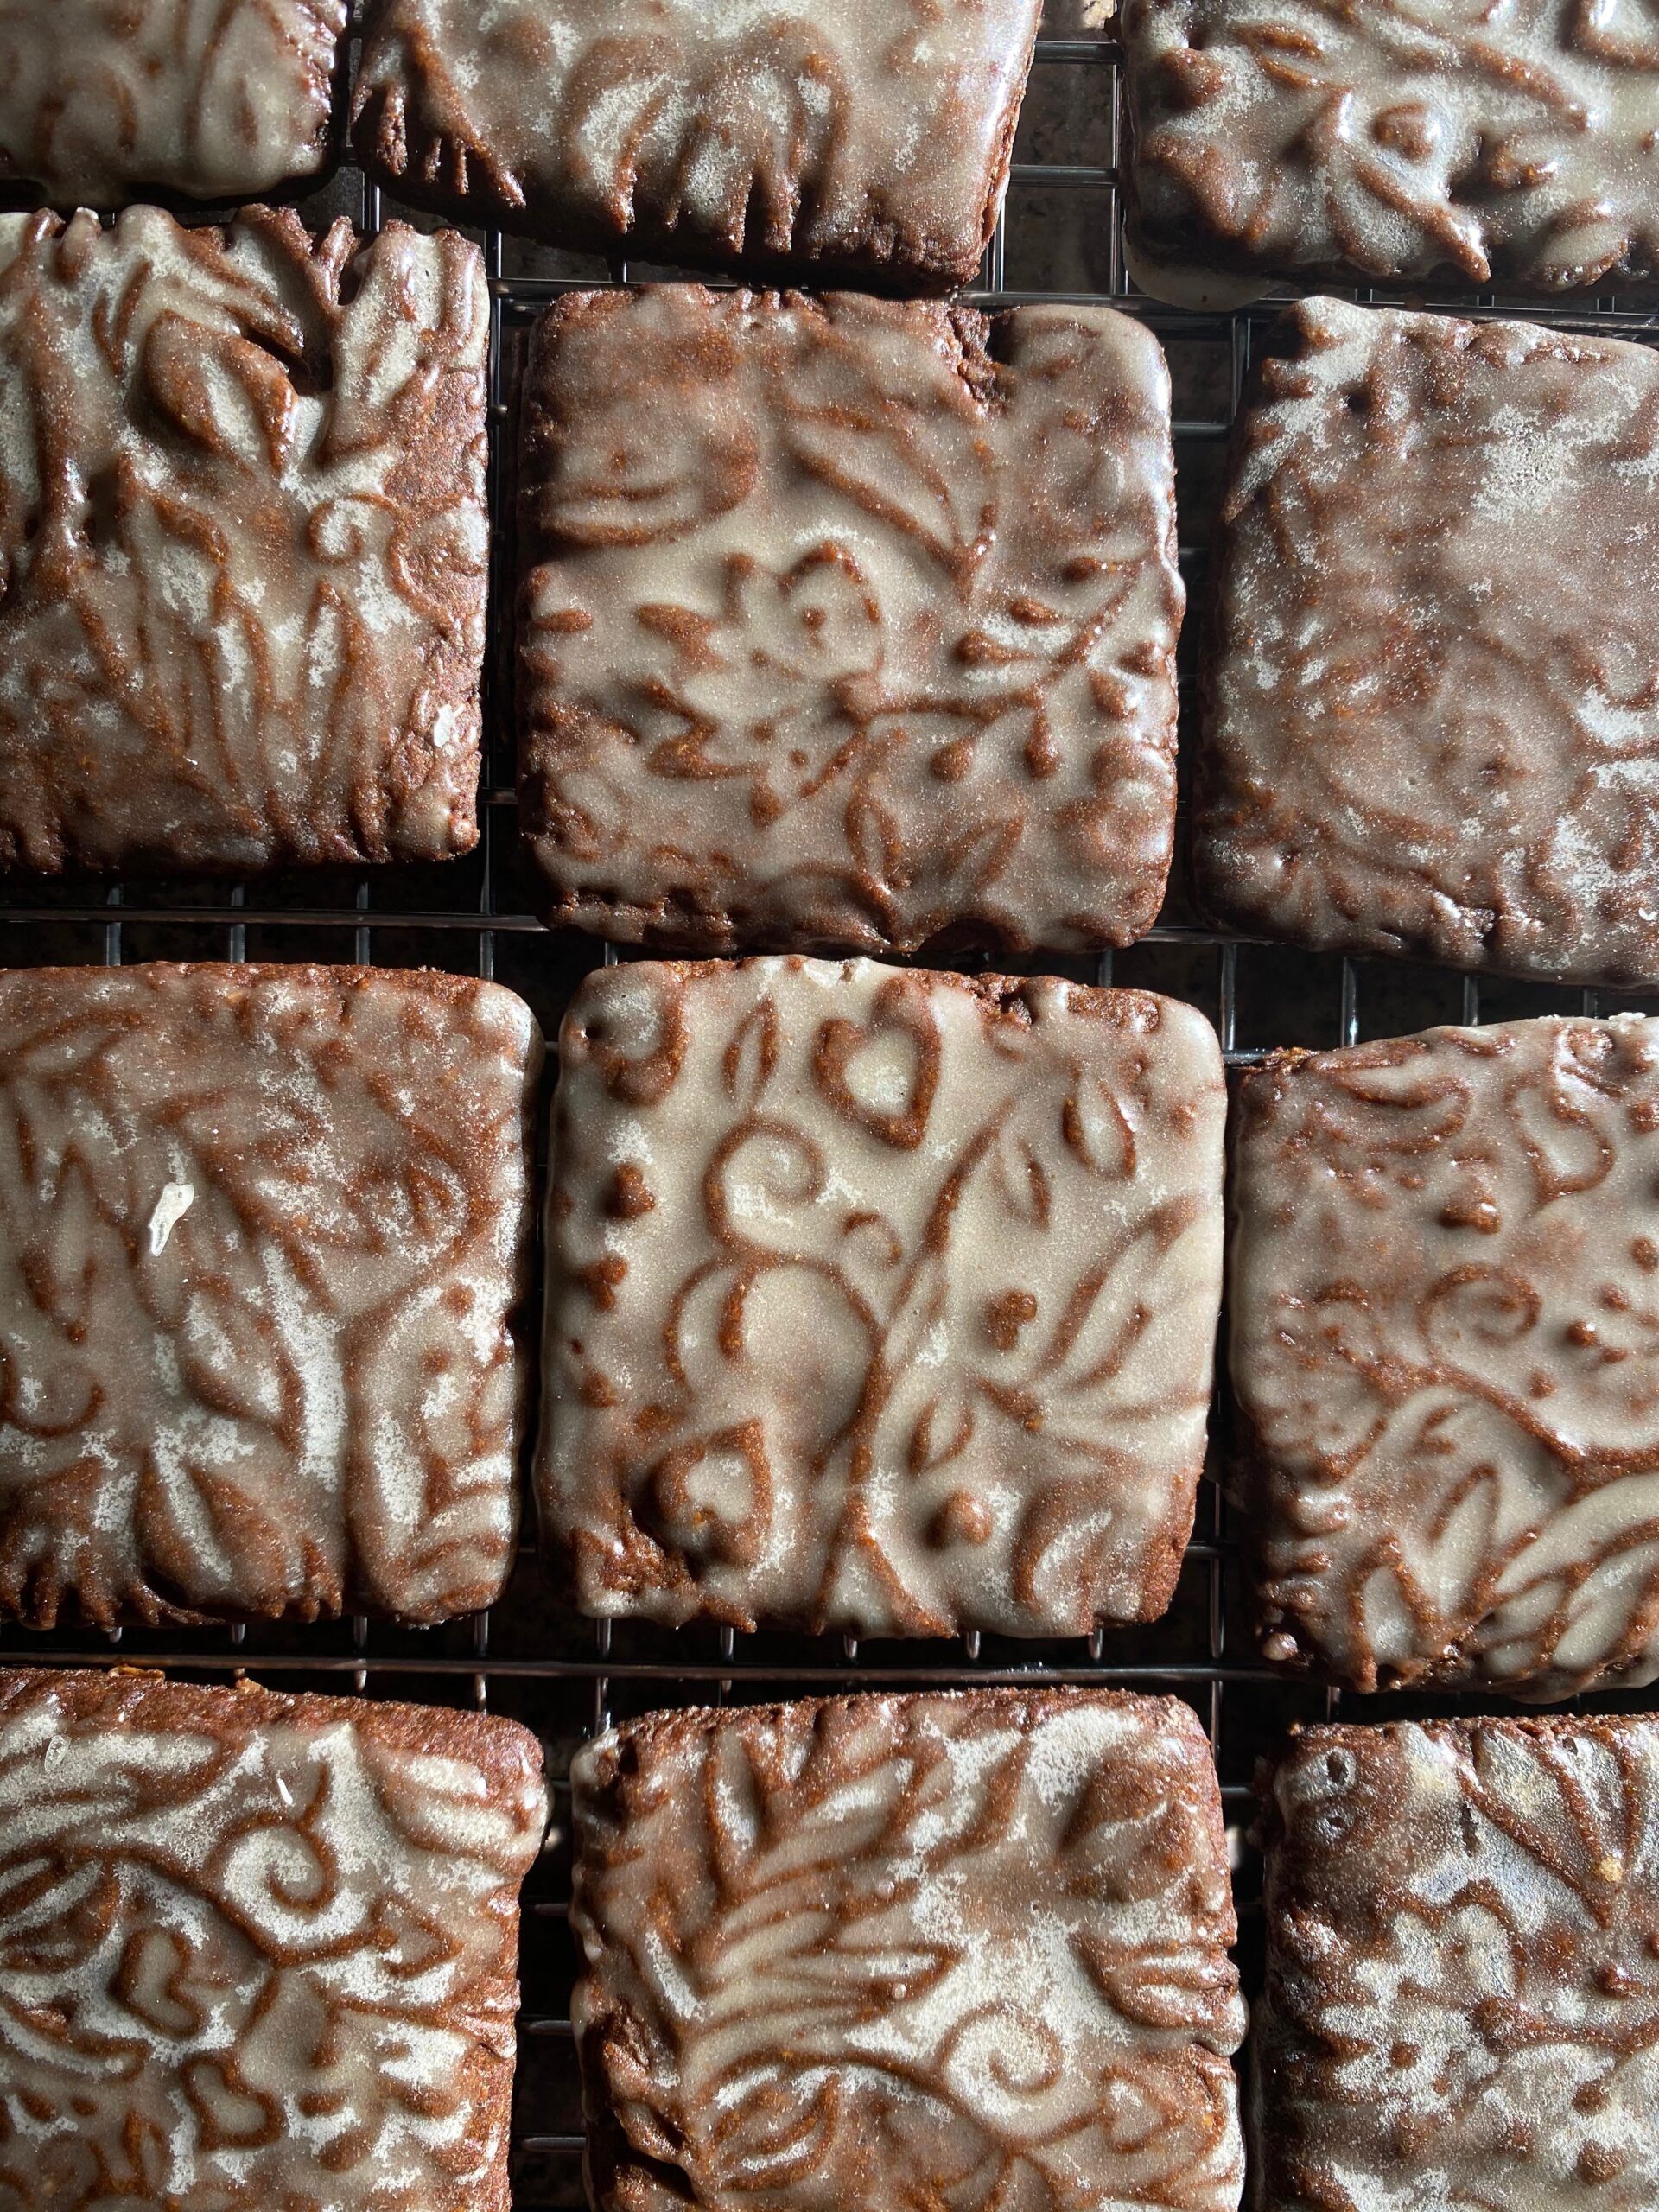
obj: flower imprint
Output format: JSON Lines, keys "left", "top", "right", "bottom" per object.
{"left": 645, "top": 546, "right": 883, "bottom": 821}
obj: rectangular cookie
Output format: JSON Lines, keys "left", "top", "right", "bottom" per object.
{"left": 353, "top": 0, "right": 1041, "bottom": 290}
{"left": 1230, "top": 1014, "right": 1659, "bottom": 1699}
{"left": 518, "top": 286, "right": 1184, "bottom": 957}
{"left": 0, "top": 205, "right": 488, "bottom": 875}
{"left": 1197, "top": 296, "right": 1659, "bottom": 989}
{"left": 1123, "top": 0, "right": 1659, "bottom": 296}
{"left": 0, "top": 1667, "right": 546, "bottom": 2212}
{"left": 0, "top": 963, "right": 540, "bottom": 1630}
{"left": 0, "top": 0, "right": 347, "bottom": 204}
{"left": 537, "top": 956, "right": 1225, "bottom": 1638}
{"left": 572, "top": 1689, "right": 1246, "bottom": 2212}
{"left": 1258, "top": 1717, "right": 1659, "bottom": 2210}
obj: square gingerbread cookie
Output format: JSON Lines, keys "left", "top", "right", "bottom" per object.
{"left": 1258, "top": 1717, "right": 1659, "bottom": 2210}
{"left": 573, "top": 1689, "right": 1246, "bottom": 2212}
{"left": 0, "top": 206, "right": 488, "bottom": 876}
{"left": 1197, "top": 296, "right": 1659, "bottom": 990}
{"left": 1230, "top": 1013, "right": 1659, "bottom": 1698}
{"left": 1123, "top": 0, "right": 1659, "bottom": 297}
{"left": 0, "top": 963, "right": 540, "bottom": 1630}
{"left": 353, "top": 0, "right": 1041, "bottom": 289}
{"left": 537, "top": 956, "right": 1225, "bottom": 1639}
{"left": 0, "top": 1668, "right": 546, "bottom": 2212}
{"left": 518, "top": 287, "right": 1184, "bottom": 958}
{"left": 0, "top": 0, "right": 346, "bottom": 205}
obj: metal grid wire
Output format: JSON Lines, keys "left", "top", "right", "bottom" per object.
{"left": 6, "top": 13, "right": 1659, "bottom": 2203}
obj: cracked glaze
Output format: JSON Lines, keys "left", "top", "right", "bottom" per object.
{"left": 1124, "top": 0, "right": 1659, "bottom": 294}
{"left": 1197, "top": 296, "right": 1659, "bottom": 989}
{"left": 573, "top": 1689, "right": 1245, "bottom": 2212}
{"left": 1257, "top": 1717, "right": 1659, "bottom": 2211}
{"left": 518, "top": 287, "right": 1184, "bottom": 958}
{"left": 0, "top": 0, "right": 347, "bottom": 205}
{"left": 537, "top": 957, "right": 1225, "bottom": 1639}
{"left": 0, "top": 205, "right": 489, "bottom": 875}
{"left": 353, "top": 0, "right": 1040, "bottom": 289}
{"left": 1230, "top": 1014, "right": 1659, "bottom": 1698}
{"left": 0, "top": 964, "right": 540, "bottom": 1630}
{"left": 0, "top": 1668, "right": 546, "bottom": 2212}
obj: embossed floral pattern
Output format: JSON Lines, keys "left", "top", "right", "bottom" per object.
{"left": 537, "top": 957, "right": 1225, "bottom": 1638}
{"left": 353, "top": 0, "right": 1041, "bottom": 288}
{"left": 0, "top": 964, "right": 541, "bottom": 1630}
{"left": 1124, "top": 0, "right": 1659, "bottom": 292}
{"left": 518, "top": 287, "right": 1185, "bottom": 957}
{"left": 0, "top": 0, "right": 347, "bottom": 203}
{"left": 573, "top": 1690, "right": 1246, "bottom": 2212}
{"left": 1259, "top": 1718, "right": 1659, "bottom": 2209}
{"left": 0, "top": 205, "right": 489, "bottom": 875}
{"left": 0, "top": 1668, "right": 547, "bottom": 2212}
{"left": 1197, "top": 296, "right": 1659, "bottom": 990}
{"left": 1230, "top": 1014, "right": 1659, "bottom": 1695}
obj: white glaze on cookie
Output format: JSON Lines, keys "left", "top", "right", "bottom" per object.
{"left": 574, "top": 1689, "right": 1245, "bottom": 2212}
{"left": 0, "top": 964, "right": 540, "bottom": 1629}
{"left": 1125, "top": 0, "right": 1659, "bottom": 294}
{"left": 0, "top": 1669, "right": 546, "bottom": 2212}
{"left": 519, "top": 288, "right": 1184, "bottom": 957}
{"left": 1232, "top": 1013, "right": 1659, "bottom": 1696}
{"left": 539, "top": 956, "right": 1224, "bottom": 1638}
{"left": 1258, "top": 1717, "right": 1659, "bottom": 2209}
{"left": 0, "top": 205, "right": 488, "bottom": 874}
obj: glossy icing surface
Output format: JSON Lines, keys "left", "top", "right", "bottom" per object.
{"left": 1198, "top": 296, "right": 1659, "bottom": 989}
{"left": 0, "top": 1668, "right": 546, "bottom": 2212}
{"left": 518, "top": 287, "right": 1184, "bottom": 957}
{"left": 0, "top": 206, "right": 489, "bottom": 875}
{"left": 1231, "top": 1014, "right": 1659, "bottom": 1696}
{"left": 353, "top": 0, "right": 1041, "bottom": 287}
{"left": 1124, "top": 0, "right": 1659, "bottom": 294}
{"left": 1259, "top": 1717, "right": 1659, "bottom": 2209}
{"left": 0, "top": 964, "right": 540, "bottom": 1630}
{"left": 573, "top": 1689, "right": 1246, "bottom": 2212}
{"left": 538, "top": 956, "right": 1225, "bottom": 1637}
{"left": 0, "top": 0, "right": 346, "bottom": 203}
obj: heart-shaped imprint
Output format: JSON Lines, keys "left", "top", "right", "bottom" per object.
{"left": 813, "top": 978, "right": 942, "bottom": 1149}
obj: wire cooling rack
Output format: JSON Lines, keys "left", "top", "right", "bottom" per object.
{"left": 6, "top": 10, "right": 1659, "bottom": 2202}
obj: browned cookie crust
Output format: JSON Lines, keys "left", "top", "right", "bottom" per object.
{"left": 0, "top": 963, "right": 541, "bottom": 1630}
{"left": 0, "top": 1666, "right": 547, "bottom": 2212}
{"left": 518, "top": 286, "right": 1184, "bottom": 958}
{"left": 0, "top": 0, "right": 347, "bottom": 206}
{"left": 572, "top": 1689, "right": 1246, "bottom": 2212}
{"left": 1123, "top": 0, "right": 1659, "bottom": 296}
{"left": 1197, "top": 296, "right": 1659, "bottom": 990}
{"left": 353, "top": 0, "right": 1041, "bottom": 290}
{"left": 1257, "top": 1716, "right": 1659, "bottom": 2211}
{"left": 1230, "top": 1014, "right": 1659, "bottom": 1699}
{"left": 0, "top": 205, "right": 489, "bottom": 877}
{"left": 537, "top": 956, "right": 1225, "bottom": 1639}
